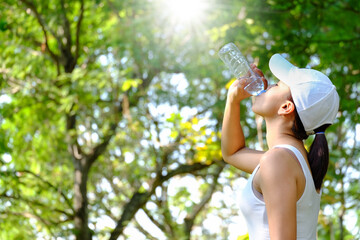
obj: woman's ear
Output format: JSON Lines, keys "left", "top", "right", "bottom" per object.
{"left": 278, "top": 100, "right": 295, "bottom": 115}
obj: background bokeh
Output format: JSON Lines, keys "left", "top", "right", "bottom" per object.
{"left": 0, "top": 0, "right": 359, "bottom": 239}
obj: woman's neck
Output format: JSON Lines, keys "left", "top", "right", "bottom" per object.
{"left": 265, "top": 117, "right": 302, "bottom": 149}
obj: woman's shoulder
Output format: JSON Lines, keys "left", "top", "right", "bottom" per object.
{"left": 259, "top": 147, "right": 299, "bottom": 179}
{"left": 260, "top": 147, "right": 295, "bottom": 164}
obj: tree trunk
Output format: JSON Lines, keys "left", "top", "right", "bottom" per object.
{"left": 74, "top": 160, "right": 91, "bottom": 240}
{"left": 183, "top": 164, "right": 224, "bottom": 240}
{"left": 339, "top": 174, "right": 345, "bottom": 240}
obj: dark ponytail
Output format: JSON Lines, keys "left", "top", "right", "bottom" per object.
{"left": 289, "top": 96, "right": 330, "bottom": 190}
{"left": 308, "top": 125, "right": 330, "bottom": 190}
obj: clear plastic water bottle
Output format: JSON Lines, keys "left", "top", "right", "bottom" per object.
{"left": 218, "top": 43, "right": 265, "bottom": 96}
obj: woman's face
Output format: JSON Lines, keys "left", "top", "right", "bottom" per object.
{"left": 252, "top": 81, "right": 292, "bottom": 117}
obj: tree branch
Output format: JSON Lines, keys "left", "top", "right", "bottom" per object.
{"left": 19, "top": 170, "right": 75, "bottom": 213}
{"left": 86, "top": 123, "right": 117, "bottom": 169}
{"left": 75, "top": 0, "right": 85, "bottom": 64}
{"left": 109, "top": 191, "right": 150, "bottom": 240}
{"left": 1, "top": 170, "right": 75, "bottom": 214}
{"left": 134, "top": 218, "right": 159, "bottom": 240}
{"left": 184, "top": 163, "right": 225, "bottom": 236}
{"left": 162, "top": 162, "right": 216, "bottom": 182}
{"left": 0, "top": 191, "right": 73, "bottom": 219}
{"left": 0, "top": 210, "right": 52, "bottom": 225}
{"left": 141, "top": 207, "right": 167, "bottom": 233}
{"left": 66, "top": 111, "right": 84, "bottom": 163}
{"left": 109, "top": 160, "right": 217, "bottom": 239}
{"left": 60, "top": 0, "right": 72, "bottom": 51}
{"left": 59, "top": 0, "right": 76, "bottom": 73}
{"left": 159, "top": 184, "right": 176, "bottom": 237}
{"left": 19, "top": 0, "right": 60, "bottom": 67}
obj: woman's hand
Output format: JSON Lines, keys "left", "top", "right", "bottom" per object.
{"left": 227, "top": 63, "right": 268, "bottom": 104}
{"left": 250, "top": 63, "right": 268, "bottom": 90}
{"left": 227, "top": 78, "right": 252, "bottom": 104}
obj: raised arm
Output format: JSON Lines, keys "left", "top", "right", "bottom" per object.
{"left": 221, "top": 69, "right": 265, "bottom": 173}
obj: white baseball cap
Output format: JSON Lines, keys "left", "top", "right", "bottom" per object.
{"left": 269, "top": 53, "right": 339, "bottom": 135}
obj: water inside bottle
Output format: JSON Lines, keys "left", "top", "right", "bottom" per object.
{"left": 219, "top": 43, "right": 265, "bottom": 95}
{"left": 243, "top": 76, "right": 265, "bottom": 96}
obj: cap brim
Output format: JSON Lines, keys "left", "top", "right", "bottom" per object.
{"left": 269, "top": 54, "right": 295, "bottom": 86}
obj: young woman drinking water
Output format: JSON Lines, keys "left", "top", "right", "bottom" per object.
{"left": 221, "top": 53, "right": 339, "bottom": 240}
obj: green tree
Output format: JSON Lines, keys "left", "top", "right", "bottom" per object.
{"left": 0, "top": 0, "right": 359, "bottom": 240}
{"left": 0, "top": 0, "right": 228, "bottom": 239}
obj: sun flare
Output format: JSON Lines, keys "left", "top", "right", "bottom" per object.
{"left": 163, "top": 0, "right": 208, "bottom": 25}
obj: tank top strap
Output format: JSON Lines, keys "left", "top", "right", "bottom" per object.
{"left": 251, "top": 164, "right": 260, "bottom": 176}
{"left": 272, "top": 144, "right": 310, "bottom": 177}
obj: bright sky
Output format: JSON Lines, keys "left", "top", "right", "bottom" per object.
{"left": 160, "top": 0, "right": 209, "bottom": 26}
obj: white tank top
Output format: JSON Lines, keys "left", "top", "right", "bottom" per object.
{"left": 239, "top": 144, "right": 321, "bottom": 240}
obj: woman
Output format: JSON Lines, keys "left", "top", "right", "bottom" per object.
{"left": 221, "top": 54, "right": 339, "bottom": 240}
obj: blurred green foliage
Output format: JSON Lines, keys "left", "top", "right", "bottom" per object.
{"left": 0, "top": 0, "right": 359, "bottom": 239}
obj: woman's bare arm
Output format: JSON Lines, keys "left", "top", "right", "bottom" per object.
{"left": 221, "top": 78, "right": 264, "bottom": 173}
{"left": 259, "top": 149, "right": 298, "bottom": 240}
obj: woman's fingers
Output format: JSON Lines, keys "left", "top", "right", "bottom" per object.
{"left": 250, "top": 63, "right": 268, "bottom": 90}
